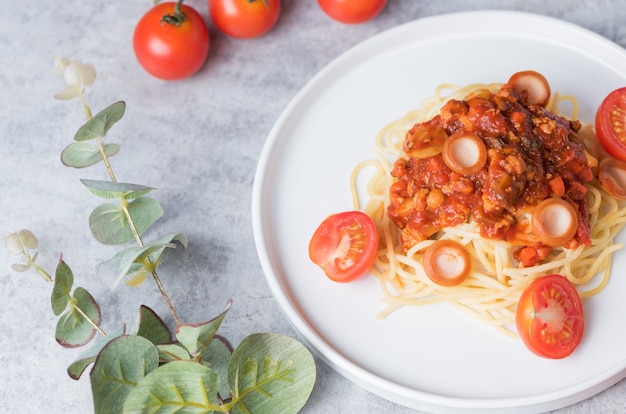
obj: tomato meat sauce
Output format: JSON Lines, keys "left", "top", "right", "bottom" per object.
{"left": 388, "top": 77, "right": 594, "bottom": 267}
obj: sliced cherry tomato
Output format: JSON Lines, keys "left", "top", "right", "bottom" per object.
{"left": 133, "top": 2, "right": 210, "bottom": 80}
{"left": 516, "top": 274, "right": 584, "bottom": 359}
{"left": 308, "top": 211, "right": 378, "bottom": 283}
{"left": 317, "top": 0, "right": 387, "bottom": 24}
{"left": 209, "top": 0, "right": 281, "bottom": 39}
{"left": 595, "top": 86, "right": 626, "bottom": 160}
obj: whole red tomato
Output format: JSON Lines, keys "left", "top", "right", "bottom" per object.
{"left": 133, "top": 2, "right": 210, "bottom": 80}
{"left": 209, "top": 0, "right": 281, "bottom": 39}
{"left": 318, "top": 0, "right": 387, "bottom": 24}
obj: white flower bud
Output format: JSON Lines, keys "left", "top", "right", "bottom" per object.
{"left": 82, "top": 63, "right": 96, "bottom": 86}
{"left": 64, "top": 62, "right": 84, "bottom": 87}
{"left": 53, "top": 56, "right": 97, "bottom": 100}
{"left": 18, "top": 229, "right": 38, "bottom": 249}
{"left": 11, "top": 263, "right": 31, "bottom": 272}
{"left": 3, "top": 233, "right": 23, "bottom": 255}
{"left": 53, "top": 55, "right": 70, "bottom": 77}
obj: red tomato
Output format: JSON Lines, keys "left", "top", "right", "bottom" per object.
{"left": 133, "top": 2, "right": 210, "bottom": 80}
{"left": 596, "top": 86, "right": 626, "bottom": 160}
{"left": 318, "top": 0, "right": 387, "bottom": 24}
{"left": 515, "top": 274, "right": 584, "bottom": 359}
{"left": 308, "top": 211, "right": 378, "bottom": 282}
{"left": 209, "top": 0, "right": 281, "bottom": 39}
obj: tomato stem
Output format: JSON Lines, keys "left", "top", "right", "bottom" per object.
{"left": 161, "top": 0, "right": 186, "bottom": 26}
{"left": 248, "top": 0, "right": 270, "bottom": 8}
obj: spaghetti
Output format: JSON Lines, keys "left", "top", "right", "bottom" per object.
{"left": 351, "top": 80, "right": 626, "bottom": 336}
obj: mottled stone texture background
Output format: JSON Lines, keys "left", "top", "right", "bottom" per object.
{"left": 1, "top": 1, "right": 625, "bottom": 413}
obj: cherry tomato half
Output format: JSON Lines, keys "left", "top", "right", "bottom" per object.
{"left": 210, "top": 0, "right": 281, "bottom": 39}
{"left": 595, "top": 86, "right": 626, "bottom": 160}
{"left": 515, "top": 274, "right": 584, "bottom": 359}
{"left": 133, "top": 2, "right": 210, "bottom": 80}
{"left": 318, "top": 0, "right": 387, "bottom": 24}
{"left": 308, "top": 211, "right": 378, "bottom": 283}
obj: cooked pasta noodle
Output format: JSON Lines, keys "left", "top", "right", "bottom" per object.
{"left": 351, "top": 82, "right": 626, "bottom": 337}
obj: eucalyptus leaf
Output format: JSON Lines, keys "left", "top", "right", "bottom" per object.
{"left": 228, "top": 333, "right": 316, "bottom": 414}
{"left": 91, "top": 335, "right": 159, "bottom": 414}
{"left": 88, "top": 197, "right": 163, "bottom": 245}
{"left": 11, "top": 263, "right": 30, "bottom": 272}
{"left": 61, "top": 141, "right": 120, "bottom": 168}
{"left": 202, "top": 335, "right": 233, "bottom": 399}
{"left": 80, "top": 179, "right": 155, "bottom": 200}
{"left": 157, "top": 343, "right": 191, "bottom": 363}
{"left": 135, "top": 305, "right": 172, "bottom": 345}
{"left": 55, "top": 287, "right": 101, "bottom": 348}
{"left": 68, "top": 355, "right": 97, "bottom": 382}
{"left": 51, "top": 259, "right": 74, "bottom": 316}
{"left": 74, "top": 101, "right": 126, "bottom": 142}
{"left": 67, "top": 325, "right": 127, "bottom": 380}
{"left": 96, "top": 233, "right": 188, "bottom": 289}
{"left": 176, "top": 300, "right": 232, "bottom": 356}
{"left": 123, "top": 360, "right": 221, "bottom": 414}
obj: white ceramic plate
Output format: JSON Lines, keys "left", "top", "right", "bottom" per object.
{"left": 252, "top": 11, "right": 626, "bottom": 413}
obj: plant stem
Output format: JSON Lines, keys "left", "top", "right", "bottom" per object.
{"left": 73, "top": 304, "right": 107, "bottom": 337}
{"left": 162, "top": 0, "right": 186, "bottom": 26}
{"left": 33, "top": 263, "right": 53, "bottom": 283}
{"left": 119, "top": 202, "right": 182, "bottom": 327}
{"left": 80, "top": 93, "right": 92, "bottom": 119}
{"left": 175, "top": 0, "right": 184, "bottom": 13}
{"left": 98, "top": 144, "right": 118, "bottom": 183}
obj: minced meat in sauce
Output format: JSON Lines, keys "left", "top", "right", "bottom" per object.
{"left": 388, "top": 83, "right": 593, "bottom": 267}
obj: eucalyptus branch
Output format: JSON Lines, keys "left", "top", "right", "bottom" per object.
{"left": 118, "top": 200, "right": 182, "bottom": 327}
{"left": 4, "top": 230, "right": 107, "bottom": 341}
{"left": 28, "top": 55, "right": 318, "bottom": 414}
{"left": 3, "top": 230, "right": 52, "bottom": 282}
{"left": 69, "top": 70, "right": 182, "bottom": 327}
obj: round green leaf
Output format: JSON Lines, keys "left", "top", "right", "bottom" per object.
{"left": 123, "top": 361, "right": 221, "bottom": 414}
{"left": 135, "top": 305, "right": 172, "bottom": 345}
{"left": 96, "top": 233, "right": 187, "bottom": 289}
{"left": 157, "top": 343, "right": 190, "bottom": 363}
{"left": 228, "top": 333, "right": 316, "bottom": 414}
{"left": 68, "top": 324, "right": 127, "bottom": 380}
{"left": 176, "top": 301, "right": 230, "bottom": 357}
{"left": 61, "top": 141, "right": 120, "bottom": 168}
{"left": 202, "top": 335, "right": 233, "bottom": 399}
{"left": 74, "top": 101, "right": 126, "bottom": 141}
{"left": 80, "top": 179, "right": 155, "bottom": 200}
{"left": 91, "top": 335, "right": 159, "bottom": 414}
{"left": 55, "top": 287, "right": 101, "bottom": 348}
{"left": 51, "top": 259, "right": 74, "bottom": 316}
{"left": 89, "top": 197, "right": 163, "bottom": 245}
